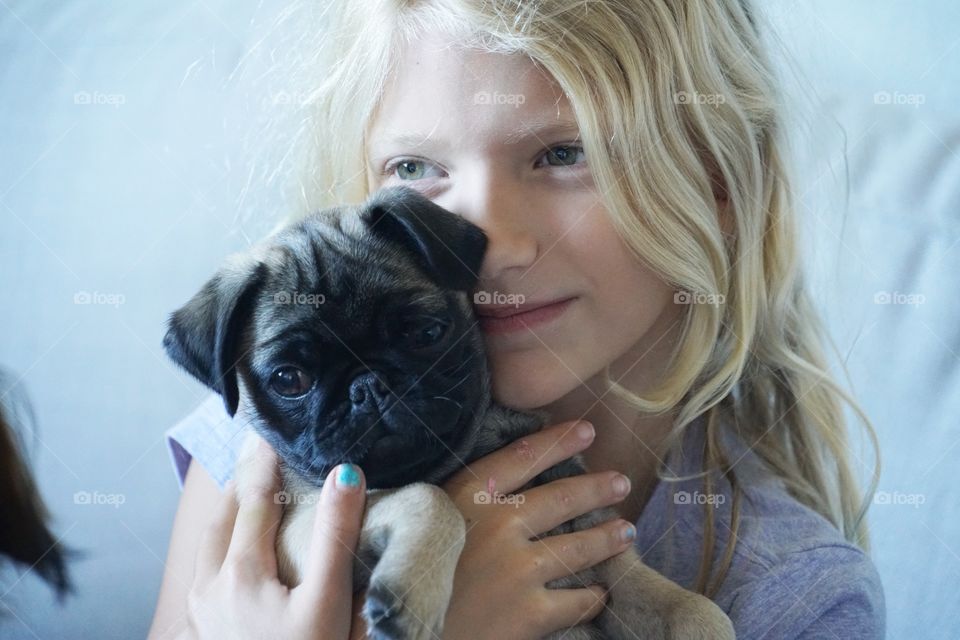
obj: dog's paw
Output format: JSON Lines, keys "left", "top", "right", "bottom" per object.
{"left": 664, "top": 595, "right": 736, "bottom": 640}
{"left": 363, "top": 581, "right": 405, "bottom": 639}
{"left": 363, "top": 580, "right": 444, "bottom": 640}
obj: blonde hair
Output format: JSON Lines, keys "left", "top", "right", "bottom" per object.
{"left": 249, "top": 0, "right": 880, "bottom": 598}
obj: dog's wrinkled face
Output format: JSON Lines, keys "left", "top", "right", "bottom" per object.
{"left": 163, "top": 186, "right": 491, "bottom": 488}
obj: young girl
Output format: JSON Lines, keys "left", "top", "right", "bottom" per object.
{"left": 151, "top": 1, "right": 884, "bottom": 637}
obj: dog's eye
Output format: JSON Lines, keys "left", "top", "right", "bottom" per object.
{"left": 269, "top": 366, "right": 315, "bottom": 398}
{"left": 400, "top": 319, "right": 449, "bottom": 349}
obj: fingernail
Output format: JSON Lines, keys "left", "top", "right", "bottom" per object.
{"left": 620, "top": 523, "right": 636, "bottom": 543}
{"left": 336, "top": 463, "right": 361, "bottom": 491}
{"left": 612, "top": 474, "right": 630, "bottom": 496}
{"left": 576, "top": 421, "right": 595, "bottom": 441}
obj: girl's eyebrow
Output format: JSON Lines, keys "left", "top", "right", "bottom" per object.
{"left": 501, "top": 119, "right": 581, "bottom": 144}
{"left": 369, "top": 119, "right": 581, "bottom": 153}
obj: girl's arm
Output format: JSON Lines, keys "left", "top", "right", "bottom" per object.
{"left": 149, "top": 459, "right": 223, "bottom": 639}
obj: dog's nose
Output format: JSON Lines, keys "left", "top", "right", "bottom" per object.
{"left": 349, "top": 372, "right": 390, "bottom": 408}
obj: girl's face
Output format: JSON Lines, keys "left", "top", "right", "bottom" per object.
{"left": 365, "top": 31, "right": 682, "bottom": 412}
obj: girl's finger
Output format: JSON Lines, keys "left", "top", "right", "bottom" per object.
{"left": 224, "top": 438, "right": 284, "bottom": 574}
{"left": 194, "top": 479, "right": 240, "bottom": 586}
{"left": 517, "top": 471, "right": 630, "bottom": 536}
{"left": 526, "top": 518, "right": 636, "bottom": 583}
{"left": 296, "top": 463, "right": 367, "bottom": 633}
{"left": 444, "top": 420, "right": 595, "bottom": 500}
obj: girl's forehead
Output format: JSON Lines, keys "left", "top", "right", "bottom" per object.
{"left": 367, "top": 33, "right": 578, "bottom": 151}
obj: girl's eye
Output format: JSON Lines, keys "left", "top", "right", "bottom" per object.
{"left": 539, "top": 145, "right": 585, "bottom": 168}
{"left": 388, "top": 159, "right": 443, "bottom": 181}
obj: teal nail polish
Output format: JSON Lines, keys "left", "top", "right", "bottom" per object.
{"left": 337, "top": 463, "right": 361, "bottom": 488}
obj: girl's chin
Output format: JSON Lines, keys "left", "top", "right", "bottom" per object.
{"left": 489, "top": 362, "right": 572, "bottom": 411}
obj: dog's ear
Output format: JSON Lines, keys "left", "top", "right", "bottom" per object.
{"left": 162, "top": 257, "right": 268, "bottom": 417}
{"left": 361, "top": 186, "right": 488, "bottom": 291}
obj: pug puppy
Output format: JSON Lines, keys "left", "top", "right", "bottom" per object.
{"left": 162, "top": 185, "right": 734, "bottom": 640}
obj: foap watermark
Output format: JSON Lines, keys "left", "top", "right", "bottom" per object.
{"left": 674, "top": 490, "right": 726, "bottom": 508}
{"left": 473, "top": 91, "right": 526, "bottom": 108}
{"left": 73, "top": 91, "right": 126, "bottom": 108}
{"left": 473, "top": 489, "right": 525, "bottom": 508}
{"left": 274, "top": 490, "right": 321, "bottom": 506}
{"left": 272, "top": 90, "right": 313, "bottom": 106}
{"left": 274, "top": 290, "right": 326, "bottom": 308}
{"left": 73, "top": 490, "right": 126, "bottom": 508}
{"left": 873, "top": 290, "right": 925, "bottom": 307}
{"left": 673, "top": 290, "right": 725, "bottom": 306}
{"left": 674, "top": 91, "right": 726, "bottom": 107}
{"left": 474, "top": 290, "right": 525, "bottom": 307}
{"left": 873, "top": 490, "right": 925, "bottom": 508}
{"left": 873, "top": 91, "right": 925, "bottom": 108}
{"left": 74, "top": 290, "right": 125, "bottom": 308}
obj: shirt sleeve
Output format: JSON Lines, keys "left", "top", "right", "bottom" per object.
{"left": 164, "top": 392, "right": 250, "bottom": 491}
{"left": 725, "top": 544, "right": 886, "bottom": 639}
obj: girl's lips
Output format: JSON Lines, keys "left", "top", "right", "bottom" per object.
{"left": 477, "top": 297, "right": 576, "bottom": 335}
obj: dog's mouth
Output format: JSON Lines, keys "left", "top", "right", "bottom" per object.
{"left": 362, "top": 433, "right": 408, "bottom": 460}
{"left": 362, "top": 451, "right": 433, "bottom": 486}
{"left": 353, "top": 427, "right": 465, "bottom": 488}
{"left": 281, "top": 416, "right": 468, "bottom": 489}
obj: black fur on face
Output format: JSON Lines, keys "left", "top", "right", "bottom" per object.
{"left": 163, "top": 186, "right": 491, "bottom": 489}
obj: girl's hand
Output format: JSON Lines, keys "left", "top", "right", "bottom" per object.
{"left": 438, "top": 420, "right": 637, "bottom": 640}
{"left": 179, "top": 438, "right": 367, "bottom": 640}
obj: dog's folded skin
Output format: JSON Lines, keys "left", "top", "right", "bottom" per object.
{"left": 167, "top": 185, "right": 735, "bottom": 640}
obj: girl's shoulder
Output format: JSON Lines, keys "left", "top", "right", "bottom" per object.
{"left": 164, "top": 393, "right": 248, "bottom": 490}
{"left": 635, "top": 420, "right": 885, "bottom": 639}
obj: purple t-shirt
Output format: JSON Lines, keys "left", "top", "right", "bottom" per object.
{"left": 165, "top": 393, "right": 885, "bottom": 638}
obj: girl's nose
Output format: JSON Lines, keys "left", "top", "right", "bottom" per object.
{"left": 440, "top": 171, "right": 539, "bottom": 285}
